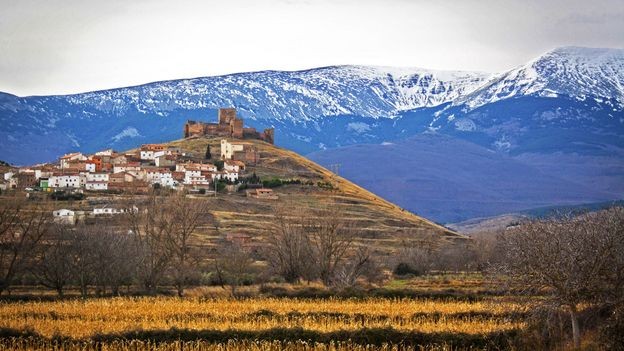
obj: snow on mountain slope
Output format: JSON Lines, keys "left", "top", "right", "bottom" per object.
{"left": 60, "top": 65, "right": 489, "bottom": 122}
{"left": 1, "top": 46, "right": 623, "bottom": 166}
{"left": 460, "top": 46, "right": 624, "bottom": 108}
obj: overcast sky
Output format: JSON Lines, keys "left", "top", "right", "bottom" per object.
{"left": 1, "top": 0, "right": 623, "bottom": 96}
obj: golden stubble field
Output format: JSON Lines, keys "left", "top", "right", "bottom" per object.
{"left": 0, "top": 296, "right": 527, "bottom": 350}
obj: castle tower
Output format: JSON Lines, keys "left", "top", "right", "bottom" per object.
{"left": 218, "top": 108, "right": 237, "bottom": 125}
{"left": 263, "top": 128, "right": 275, "bottom": 144}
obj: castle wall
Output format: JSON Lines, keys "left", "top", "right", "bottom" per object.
{"left": 231, "top": 119, "right": 244, "bottom": 138}
{"left": 184, "top": 108, "right": 274, "bottom": 144}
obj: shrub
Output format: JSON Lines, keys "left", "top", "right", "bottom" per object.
{"left": 393, "top": 262, "right": 421, "bottom": 276}
{"left": 50, "top": 191, "right": 85, "bottom": 201}
{"left": 317, "top": 181, "right": 336, "bottom": 190}
{"left": 600, "top": 304, "right": 624, "bottom": 350}
{"left": 262, "top": 178, "right": 283, "bottom": 188}
{"left": 214, "top": 160, "right": 224, "bottom": 171}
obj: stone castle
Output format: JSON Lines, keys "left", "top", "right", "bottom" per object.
{"left": 184, "top": 108, "right": 274, "bottom": 144}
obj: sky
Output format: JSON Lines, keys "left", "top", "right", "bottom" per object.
{"left": 1, "top": 0, "right": 623, "bottom": 96}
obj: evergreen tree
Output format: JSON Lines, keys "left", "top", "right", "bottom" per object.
{"left": 205, "top": 145, "right": 212, "bottom": 160}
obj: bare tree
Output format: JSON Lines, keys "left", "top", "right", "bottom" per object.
{"left": 496, "top": 207, "right": 624, "bottom": 348}
{"left": 87, "top": 224, "right": 138, "bottom": 296}
{"left": 333, "top": 246, "right": 384, "bottom": 288}
{"left": 0, "top": 197, "right": 50, "bottom": 295}
{"left": 67, "top": 225, "right": 95, "bottom": 297}
{"left": 264, "top": 207, "right": 313, "bottom": 283}
{"left": 265, "top": 205, "right": 368, "bottom": 286}
{"left": 31, "top": 224, "right": 73, "bottom": 297}
{"left": 125, "top": 194, "right": 207, "bottom": 295}
{"left": 214, "top": 241, "right": 254, "bottom": 296}
{"left": 167, "top": 195, "right": 208, "bottom": 297}
{"left": 308, "top": 208, "right": 355, "bottom": 285}
{"left": 126, "top": 195, "right": 176, "bottom": 294}
{"left": 392, "top": 233, "right": 439, "bottom": 276}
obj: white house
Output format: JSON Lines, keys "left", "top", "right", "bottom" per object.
{"left": 85, "top": 162, "right": 96, "bottom": 173}
{"left": 93, "top": 205, "right": 138, "bottom": 216}
{"left": 161, "top": 177, "right": 178, "bottom": 187}
{"left": 85, "top": 181, "right": 108, "bottom": 191}
{"left": 145, "top": 169, "right": 177, "bottom": 187}
{"left": 224, "top": 160, "right": 245, "bottom": 173}
{"left": 214, "top": 170, "right": 239, "bottom": 182}
{"left": 53, "top": 209, "right": 75, "bottom": 224}
{"left": 95, "top": 149, "right": 114, "bottom": 156}
{"left": 60, "top": 152, "right": 87, "bottom": 169}
{"left": 49, "top": 174, "right": 81, "bottom": 189}
{"left": 176, "top": 163, "right": 217, "bottom": 172}
{"left": 113, "top": 163, "right": 142, "bottom": 177}
{"left": 184, "top": 175, "right": 210, "bottom": 185}
{"left": 220, "top": 139, "right": 244, "bottom": 160}
{"left": 86, "top": 173, "right": 109, "bottom": 182}
{"left": 140, "top": 150, "right": 155, "bottom": 160}
{"left": 184, "top": 169, "right": 201, "bottom": 182}
{"left": 93, "top": 207, "right": 120, "bottom": 215}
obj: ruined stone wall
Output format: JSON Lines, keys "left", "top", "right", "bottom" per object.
{"left": 184, "top": 121, "right": 206, "bottom": 138}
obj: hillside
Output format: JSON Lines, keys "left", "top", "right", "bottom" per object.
{"left": 159, "top": 137, "right": 463, "bottom": 254}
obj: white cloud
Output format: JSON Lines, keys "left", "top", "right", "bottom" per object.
{"left": 0, "top": 0, "right": 622, "bottom": 96}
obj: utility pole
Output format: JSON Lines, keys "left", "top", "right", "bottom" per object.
{"left": 327, "top": 163, "right": 341, "bottom": 176}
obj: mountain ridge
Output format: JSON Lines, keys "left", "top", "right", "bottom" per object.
{"left": 1, "top": 46, "right": 622, "bottom": 222}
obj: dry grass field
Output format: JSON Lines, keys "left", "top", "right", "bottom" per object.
{"left": 0, "top": 294, "right": 526, "bottom": 350}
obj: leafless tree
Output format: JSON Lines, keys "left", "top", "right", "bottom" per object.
{"left": 264, "top": 207, "right": 313, "bottom": 283}
{"left": 333, "top": 246, "right": 384, "bottom": 288}
{"left": 392, "top": 233, "right": 439, "bottom": 276}
{"left": 167, "top": 195, "right": 208, "bottom": 297}
{"left": 31, "top": 224, "right": 73, "bottom": 297}
{"left": 125, "top": 194, "right": 208, "bottom": 295}
{"left": 126, "top": 195, "right": 176, "bottom": 294}
{"left": 67, "top": 225, "right": 95, "bottom": 297}
{"left": 496, "top": 207, "right": 624, "bottom": 348}
{"left": 214, "top": 241, "right": 254, "bottom": 296}
{"left": 308, "top": 208, "right": 355, "bottom": 285}
{"left": 265, "top": 205, "right": 365, "bottom": 286}
{"left": 87, "top": 224, "right": 138, "bottom": 296}
{"left": 0, "top": 197, "right": 50, "bottom": 295}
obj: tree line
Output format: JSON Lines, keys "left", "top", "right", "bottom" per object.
{"left": 1, "top": 194, "right": 623, "bottom": 347}
{"left": 0, "top": 195, "right": 385, "bottom": 297}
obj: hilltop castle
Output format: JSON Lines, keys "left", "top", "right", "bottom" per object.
{"left": 184, "top": 108, "right": 274, "bottom": 144}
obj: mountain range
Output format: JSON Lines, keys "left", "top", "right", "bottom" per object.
{"left": 1, "top": 46, "right": 622, "bottom": 222}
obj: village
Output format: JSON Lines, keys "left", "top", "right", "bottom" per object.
{"left": 0, "top": 108, "right": 279, "bottom": 222}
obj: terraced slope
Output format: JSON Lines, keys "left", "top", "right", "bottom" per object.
{"left": 165, "top": 137, "right": 464, "bottom": 253}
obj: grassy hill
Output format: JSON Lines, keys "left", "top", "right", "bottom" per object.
{"left": 165, "top": 137, "right": 464, "bottom": 254}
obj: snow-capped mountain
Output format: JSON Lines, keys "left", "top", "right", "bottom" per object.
{"left": 459, "top": 46, "right": 624, "bottom": 109}
{"left": 1, "top": 46, "right": 622, "bottom": 223}
{"left": 60, "top": 65, "right": 488, "bottom": 122}
{"left": 0, "top": 46, "right": 622, "bottom": 163}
